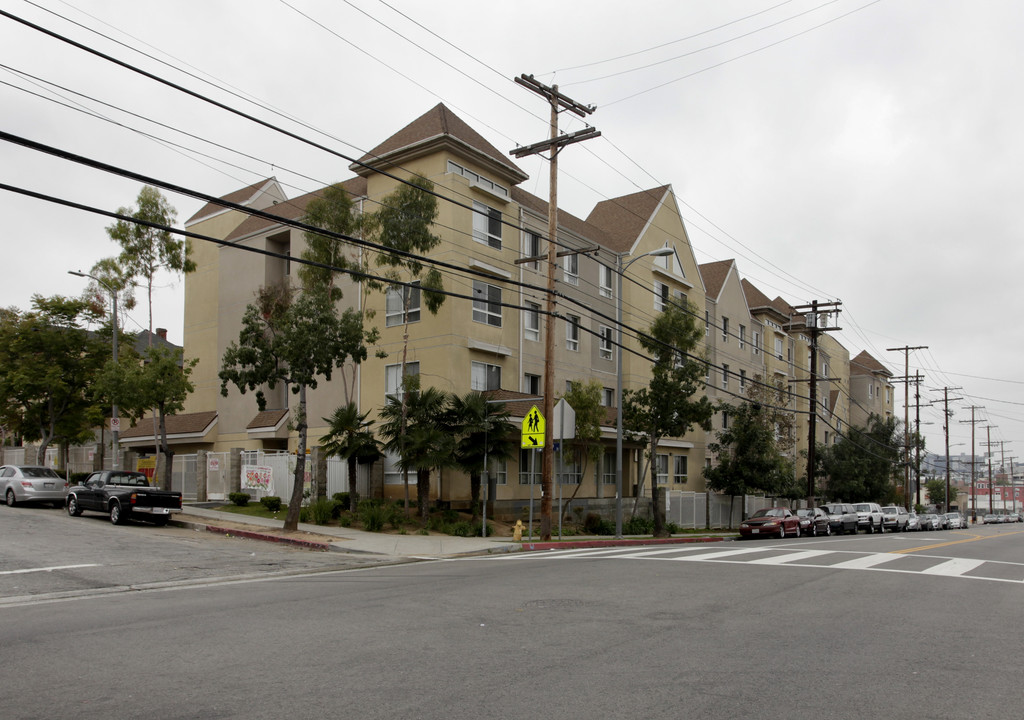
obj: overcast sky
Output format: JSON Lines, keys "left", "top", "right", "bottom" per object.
{"left": 2, "top": 0, "right": 1022, "bottom": 462}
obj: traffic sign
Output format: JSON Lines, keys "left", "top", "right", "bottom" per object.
{"left": 521, "top": 405, "right": 545, "bottom": 449}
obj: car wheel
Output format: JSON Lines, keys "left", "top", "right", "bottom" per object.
{"left": 67, "top": 495, "right": 82, "bottom": 517}
{"left": 5, "top": 489, "right": 15, "bottom": 507}
{"left": 811, "top": 524, "right": 818, "bottom": 537}
{"left": 109, "top": 502, "right": 124, "bottom": 525}
{"left": 825, "top": 523, "right": 832, "bottom": 536}
{"left": 778, "top": 524, "right": 786, "bottom": 539}
{"left": 877, "top": 520, "right": 884, "bottom": 533}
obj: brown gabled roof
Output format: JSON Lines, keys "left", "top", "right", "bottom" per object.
{"left": 186, "top": 178, "right": 279, "bottom": 225}
{"left": 741, "top": 279, "right": 791, "bottom": 324}
{"left": 511, "top": 187, "right": 612, "bottom": 247}
{"left": 585, "top": 185, "right": 671, "bottom": 253}
{"left": 352, "top": 104, "right": 527, "bottom": 183}
{"left": 482, "top": 389, "right": 541, "bottom": 420}
{"left": 222, "top": 177, "right": 367, "bottom": 243}
{"left": 851, "top": 350, "right": 892, "bottom": 377}
{"left": 699, "top": 259, "right": 733, "bottom": 302}
{"left": 119, "top": 411, "right": 217, "bottom": 439}
{"left": 247, "top": 409, "right": 289, "bottom": 430}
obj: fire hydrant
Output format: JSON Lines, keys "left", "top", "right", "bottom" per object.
{"left": 513, "top": 519, "right": 524, "bottom": 542}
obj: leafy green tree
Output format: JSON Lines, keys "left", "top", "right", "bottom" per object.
{"left": 819, "top": 414, "right": 901, "bottom": 504}
{"left": 377, "top": 378, "right": 453, "bottom": 521}
{"left": 219, "top": 283, "right": 367, "bottom": 530}
{"left": 98, "top": 346, "right": 197, "bottom": 490}
{"left": 447, "top": 392, "right": 517, "bottom": 521}
{"left": 0, "top": 296, "right": 107, "bottom": 465}
{"left": 924, "top": 478, "right": 951, "bottom": 512}
{"left": 105, "top": 185, "right": 194, "bottom": 341}
{"left": 623, "top": 303, "right": 714, "bottom": 537}
{"left": 319, "top": 402, "right": 382, "bottom": 512}
{"left": 704, "top": 401, "right": 797, "bottom": 522}
{"left": 558, "top": 380, "right": 605, "bottom": 520}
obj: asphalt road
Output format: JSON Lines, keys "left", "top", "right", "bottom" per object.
{"left": 3, "top": 505, "right": 1022, "bottom": 719}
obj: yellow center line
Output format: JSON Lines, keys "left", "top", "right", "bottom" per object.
{"left": 891, "top": 529, "right": 1024, "bottom": 554}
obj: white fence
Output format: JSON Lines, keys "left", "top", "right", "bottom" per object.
{"left": 667, "top": 491, "right": 776, "bottom": 529}
{"left": 326, "top": 457, "right": 371, "bottom": 499}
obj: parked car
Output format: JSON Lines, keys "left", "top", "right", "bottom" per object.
{"left": 0, "top": 465, "right": 67, "bottom": 508}
{"left": 944, "top": 512, "right": 964, "bottom": 529}
{"left": 66, "top": 470, "right": 182, "bottom": 525}
{"left": 820, "top": 503, "right": 859, "bottom": 534}
{"left": 880, "top": 505, "right": 909, "bottom": 532}
{"left": 906, "top": 511, "right": 922, "bottom": 531}
{"left": 797, "top": 507, "right": 832, "bottom": 536}
{"left": 934, "top": 513, "right": 949, "bottom": 530}
{"left": 739, "top": 507, "right": 800, "bottom": 539}
{"left": 920, "top": 513, "right": 941, "bottom": 530}
{"left": 853, "top": 502, "right": 884, "bottom": 533}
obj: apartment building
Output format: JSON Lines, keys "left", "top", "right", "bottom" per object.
{"left": 849, "top": 350, "right": 895, "bottom": 428}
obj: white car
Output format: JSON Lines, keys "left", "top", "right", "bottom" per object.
{"left": 853, "top": 502, "right": 885, "bottom": 533}
{"left": 0, "top": 465, "right": 68, "bottom": 508}
{"left": 944, "top": 512, "right": 964, "bottom": 529}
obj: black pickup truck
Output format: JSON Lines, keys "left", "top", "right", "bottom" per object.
{"left": 66, "top": 470, "right": 182, "bottom": 526}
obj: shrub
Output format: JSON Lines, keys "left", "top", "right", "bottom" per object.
{"left": 332, "top": 492, "right": 351, "bottom": 510}
{"left": 299, "top": 507, "right": 310, "bottom": 523}
{"left": 449, "top": 521, "right": 474, "bottom": 537}
{"left": 259, "top": 496, "right": 282, "bottom": 512}
{"left": 228, "top": 492, "right": 251, "bottom": 507}
{"left": 309, "top": 498, "right": 334, "bottom": 525}
{"left": 583, "top": 512, "right": 604, "bottom": 534}
{"left": 358, "top": 499, "right": 390, "bottom": 532}
{"left": 665, "top": 522, "right": 681, "bottom": 535}
{"left": 623, "top": 516, "right": 653, "bottom": 535}
{"left": 339, "top": 515, "right": 352, "bottom": 528}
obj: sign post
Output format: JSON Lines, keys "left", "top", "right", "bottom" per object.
{"left": 522, "top": 406, "right": 545, "bottom": 541}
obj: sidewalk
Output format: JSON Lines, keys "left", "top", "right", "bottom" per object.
{"left": 171, "top": 505, "right": 736, "bottom": 559}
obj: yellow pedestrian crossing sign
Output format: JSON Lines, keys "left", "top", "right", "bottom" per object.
{"left": 522, "top": 405, "right": 545, "bottom": 449}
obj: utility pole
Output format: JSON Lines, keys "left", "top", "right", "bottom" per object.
{"left": 511, "top": 74, "right": 599, "bottom": 541}
{"left": 789, "top": 300, "right": 841, "bottom": 505}
{"left": 960, "top": 406, "right": 984, "bottom": 523}
{"left": 913, "top": 372, "right": 923, "bottom": 508}
{"left": 983, "top": 425, "right": 996, "bottom": 515}
{"left": 888, "top": 345, "right": 926, "bottom": 510}
{"left": 1009, "top": 456, "right": 1018, "bottom": 513}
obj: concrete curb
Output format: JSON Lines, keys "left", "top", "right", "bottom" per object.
{"left": 171, "top": 517, "right": 333, "bottom": 552}
{"left": 518, "top": 535, "right": 733, "bottom": 552}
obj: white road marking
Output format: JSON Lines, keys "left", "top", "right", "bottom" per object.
{"left": 920, "top": 558, "right": 986, "bottom": 576}
{"left": 748, "top": 550, "right": 833, "bottom": 565}
{"left": 828, "top": 554, "right": 904, "bottom": 570}
{"left": 0, "top": 563, "right": 101, "bottom": 576}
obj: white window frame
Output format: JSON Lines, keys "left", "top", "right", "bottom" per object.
{"left": 524, "top": 302, "right": 540, "bottom": 341}
{"left": 385, "top": 282, "right": 421, "bottom": 327}
{"left": 722, "top": 364, "right": 729, "bottom": 390}
{"left": 524, "top": 373, "right": 541, "bottom": 395}
{"left": 385, "top": 361, "right": 420, "bottom": 398}
{"left": 599, "top": 325, "right": 614, "bottom": 361}
{"left": 674, "top": 455, "right": 688, "bottom": 484}
{"left": 740, "top": 369, "right": 747, "bottom": 391}
{"left": 563, "top": 252, "right": 579, "bottom": 286}
{"left": 566, "top": 314, "right": 580, "bottom": 351}
{"left": 602, "top": 387, "right": 614, "bottom": 407}
{"left": 524, "top": 232, "right": 541, "bottom": 271}
{"left": 472, "top": 201, "right": 502, "bottom": 250}
{"left": 472, "top": 280, "right": 502, "bottom": 327}
{"left": 655, "top": 281, "right": 669, "bottom": 311}
{"left": 753, "top": 331, "right": 761, "bottom": 356}
{"left": 775, "top": 336, "right": 784, "bottom": 360}
{"left": 739, "top": 324, "right": 746, "bottom": 349}
{"left": 722, "top": 317, "right": 729, "bottom": 342}
{"left": 599, "top": 265, "right": 613, "bottom": 298}
{"left": 471, "top": 361, "right": 502, "bottom": 391}
{"left": 655, "top": 454, "right": 669, "bottom": 486}
{"left": 603, "top": 451, "right": 617, "bottom": 485}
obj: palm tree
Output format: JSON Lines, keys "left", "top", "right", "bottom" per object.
{"left": 378, "top": 383, "right": 453, "bottom": 521}
{"left": 320, "top": 402, "right": 381, "bottom": 512}
{"left": 447, "top": 392, "right": 518, "bottom": 520}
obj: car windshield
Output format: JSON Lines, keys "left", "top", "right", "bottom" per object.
{"left": 751, "top": 509, "right": 783, "bottom": 518}
{"left": 21, "top": 467, "right": 60, "bottom": 478}
{"left": 854, "top": 504, "right": 871, "bottom": 511}
{"left": 881, "top": 507, "right": 896, "bottom": 513}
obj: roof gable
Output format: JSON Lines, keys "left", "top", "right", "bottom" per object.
{"left": 585, "top": 185, "right": 671, "bottom": 254}
{"left": 851, "top": 350, "right": 892, "bottom": 377}
{"left": 185, "top": 177, "right": 286, "bottom": 226}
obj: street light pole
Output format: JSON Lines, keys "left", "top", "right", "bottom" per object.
{"left": 69, "top": 271, "right": 119, "bottom": 469}
{"left": 615, "top": 245, "right": 673, "bottom": 538}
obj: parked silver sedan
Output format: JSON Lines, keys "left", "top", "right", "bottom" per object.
{"left": 0, "top": 465, "right": 67, "bottom": 507}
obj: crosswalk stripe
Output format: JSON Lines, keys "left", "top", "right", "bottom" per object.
{"left": 920, "top": 558, "right": 986, "bottom": 576}
{"left": 748, "top": 550, "right": 833, "bottom": 565}
{"left": 828, "top": 553, "right": 904, "bottom": 570}
{"left": 677, "top": 547, "right": 775, "bottom": 562}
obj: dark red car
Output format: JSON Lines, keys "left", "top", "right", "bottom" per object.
{"left": 739, "top": 507, "right": 800, "bottom": 539}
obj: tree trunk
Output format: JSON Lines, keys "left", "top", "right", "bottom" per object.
{"left": 158, "top": 404, "right": 173, "bottom": 491}
{"left": 417, "top": 468, "right": 430, "bottom": 521}
{"left": 283, "top": 387, "right": 308, "bottom": 531}
{"left": 652, "top": 452, "right": 668, "bottom": 537}
{"left": 470, "top": 471, "right": 481, "bottom": 521}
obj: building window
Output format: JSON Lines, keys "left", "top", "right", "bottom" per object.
{"left": 490, "top": 459, "right": 507, "bottom": 485}
{"left": 722, "top": 317, "right": 729, "bottom": 342}
{"left": 705, "top": 310, "right": 710, "bottom": 336}
{"left": 722, "top": 411, "right": 730, "bottom": 429}
{"left": 383, "top": 451, "right": 405, "bottom": 485}
{"left": 674, "top": 455, "right": 688, "bottom": 484}
{"left": 385, "top": 282, "right": 421, "bottom": 327}
{"left": 472, "top": 201, "right": 502, "bottom": 249}
{"left": 740, "top": 369, "right": 747, "bottom": 390}
{"left": 868, "top": 384, "right": 874, "bottom": 399}
{"left": 775, "top": 336, "right": 784, "bottom": 360}
{"left": 385, "top": 361, "right": 419, "bottom": 398}
{"left": 448, "top": 160, "right": 509, "bottom": 199}
{"left": 753, "top": 331, "right": 761, "bottom": 356}
{"left": 655, "top": 281, "right": 669, "bottom": 311}
{"left": 674, "top": 289, "right": 687, "bottom": 307}
{"left": 722, "top": 364, "right": 729, "bottom": 390}
{"left": 471, "top": 361, "right": 501, "bottom": 391}
{"left": 655, "top": 454, "right": 668, "bottom": 485}
{"left": 563, "top": 252, "right": 579, "bottom": 285}
{"left": 603, "top": 451, "right": 616, "bottom": 485}
{"left": 519, "top": 449, "right": 542, "bottom": 484}
{"left": 739, "top": 325, "right": 746, "bottom": 349}
{"left": 602, "top": 387, "right": 615, "bottom": 407}
{"left": 524, "top": 373, "right": 541, "bottom": 395}
{"left": 599, "top": 265, "right": 613, "bottom": 298}
{"left": 566, "top": 314, "right": 580, "bottom": 351}
{"left": 472, "top": 281, "right": 502, "bottom": 327}
{"left": 558, "top": 460, "right": 581, "bottom": 485}
{"left": 524, "top": 302, "right": 540, "bottom": 341}
{"left": 599, "top": 325, "right": 614, "bottom": 361}
{"left": 524, "top": 232, "right": 541, "bottom": 271}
